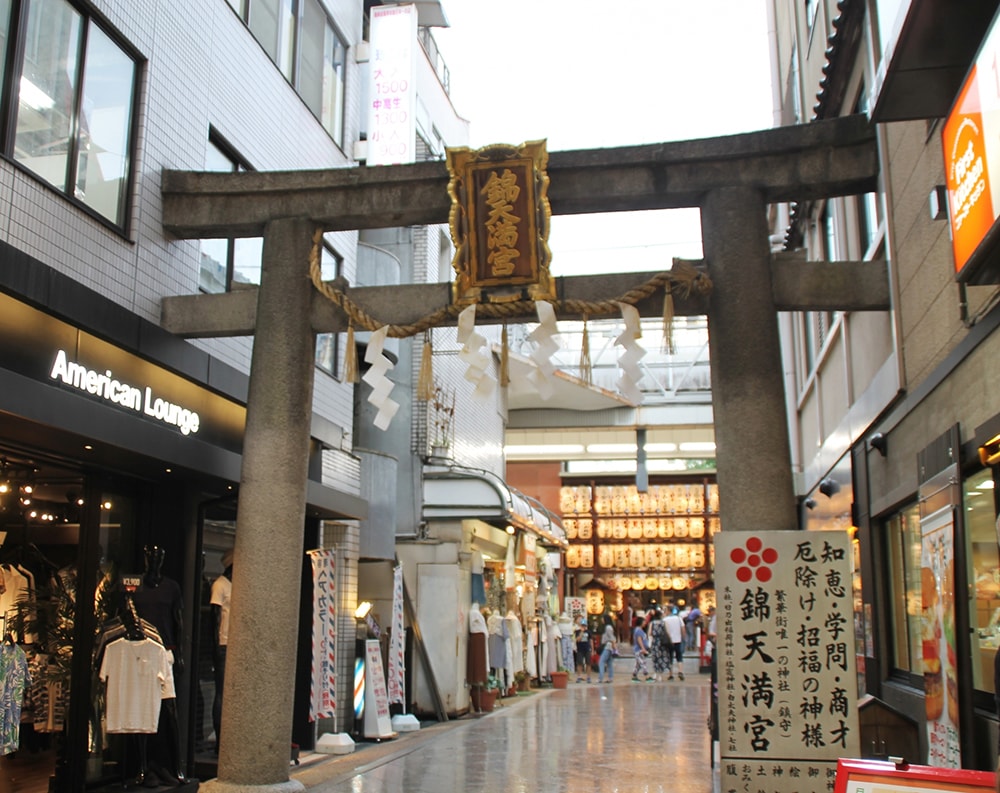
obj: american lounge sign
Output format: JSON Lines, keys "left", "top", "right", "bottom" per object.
{"left": 49, "top": 349, "right": 201, "bottom": 436}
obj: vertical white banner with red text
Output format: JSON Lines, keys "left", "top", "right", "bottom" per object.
{"left": 367, "top": 4, "right": 417, "bottom": 166}
{"left": 716, "top": 531, "right": 859, "bottom": 793}
{"left": 308, "top": 548, "right": 337, "bottom": 721}
{"left": 364, "top": 640, "right": 395, "bottom": 739}
{"left": 387, "top": 564, "right": 405, "bottom": 706}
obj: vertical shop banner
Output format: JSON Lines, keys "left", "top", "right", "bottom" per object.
{"left": 920, "top": 508, "right": 960, "bottom": 768}
{"left": 308, "top": 549, "right": 336, "bottom": 720}
{"left": 363, "top": 640, "right": 395, "bottom": 739}
{"left": 366, "top": 4, "right": 417, "bottom": 166}
{"left": 387, "top": 564, "right": 405, "bottom": 706}
{"left": 716, "top": 531, "right": 859, "bottom": 793}
{"left": 522, "top": 533, "right": 538, "bottom": 585}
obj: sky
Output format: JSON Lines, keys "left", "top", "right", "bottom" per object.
{"left": 433, "top": 0, "right": 776, "bottom": 275}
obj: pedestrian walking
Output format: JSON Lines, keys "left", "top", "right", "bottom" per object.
{"left": 685, "top": 603, "right": 702, "bottom": 651}
{"left": 597, "top": 615, "right": 617, "bottom": 683}
{"left": 663, "top": 606, "right": 685, "bottom": 680}
{"left": 575, "top": 616, "right": 592, "bottom": 683}
{"left": 631, "top": 616, "right": 654, "bottom": 681}
{"left": 649, "top": 608, "right": 670, "bottom": 681}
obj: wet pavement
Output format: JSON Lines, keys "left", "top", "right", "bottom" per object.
{"left": 292, "top": 655, "right": 719, "bottom": 793}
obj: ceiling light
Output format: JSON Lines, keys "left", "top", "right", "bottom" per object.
{"left": 978, "top": 480, "right": 995, "bottom": 490}
{"left": 645, "top": 442, "right": 678, "bottom": 453}
{"left": 504, "top": 444, "right": 585, "bottom": 455}
{"left": 679, "top": 442, "right": 716, "bottom": 453}
{"left": 586, "top": 443, "right": 637, "bottom": 454}
{"left": 19, "top": 77, "right": 55, "bottom": 111}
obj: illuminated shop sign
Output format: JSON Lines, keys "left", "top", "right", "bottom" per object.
{"left": 50, "top": 349, "right": 200, "bottom": 435}
{"left": 943, "top": 8, "right": 1000, "bottom": 284}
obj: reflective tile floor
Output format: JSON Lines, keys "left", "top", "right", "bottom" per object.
{"left": 293, "top": 655, "right": 720, "bottom": 793}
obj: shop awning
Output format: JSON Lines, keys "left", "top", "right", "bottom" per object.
{"left": 870, "top": 0, "right": 1000, "bottom": 121}
{"left": 422, "top": 464, "right": 566, "bottom": 547}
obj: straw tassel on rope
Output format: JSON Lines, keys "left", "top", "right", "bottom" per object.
{"left": 580, "top": 314, "right": 593, "bottom": 385}
{"left": 344, "top": 323, "right": 359, "bottom": 383}
{"left": 417, "top": 330, "right": 435, "bottom": 401}
{"left": 662, "top": 285, "right": 676, "bottom": 355}
{"left": 500, "top": 322, "right": 510, "bottom": 388}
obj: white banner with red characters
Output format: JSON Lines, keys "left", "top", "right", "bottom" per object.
{"left": 308, "top": 549, "right": 337, "bottom": 720}
{"left": 716, "top": 531, "right": 859, "bottom": 793}
{"left": 387, "top": 564, "right": 405, "bottom": 705}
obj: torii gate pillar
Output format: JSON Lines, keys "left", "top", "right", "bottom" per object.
{"left": 703, "top": 186, "right": 798, "bottom": 533}
{"left": 206, "top": 217, "right": 316, "bottom": 793}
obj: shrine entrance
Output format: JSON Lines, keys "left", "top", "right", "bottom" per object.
{"left": 160, "top": 114, "right": 881, "bottom": 792}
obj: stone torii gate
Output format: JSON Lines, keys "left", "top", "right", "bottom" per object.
{"left": 161, "top": 114, "right": 880, "bottom": 793}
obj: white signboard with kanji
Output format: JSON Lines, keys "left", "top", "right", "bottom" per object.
{"left": 716, "top": 530, "right": 859, "bottom": 793}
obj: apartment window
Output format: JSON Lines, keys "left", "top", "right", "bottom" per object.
{"left": 249, "top": 0, "right": 296, "bottom": 79}
{"left": 6, "top": 0, "right": 138, "bottom": 228}
{"left": 228, "top": 0, "right": 346, "bottom": 146}
{"left": 886, "top": 503, "right": 922, "bottom": 675}
{"left": 805, "top": 0, "right": 820, "bottom": 36}
{"left": 199, "top": 136, "right": 261, "bottom": 293}
{"left": 789, "top": 40, "right": 803, "bottom": 124}
{"left": 853, "top": 84, "right": 882, "bottom": 256}
{"left": 300, "top": 0, "right": 345, "bottom": 145}
{"left": 315, "top": 243, "right": 342, "bottom": 377}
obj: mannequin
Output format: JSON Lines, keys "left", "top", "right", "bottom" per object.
{"left": 210, "top": 549, "right": 233, "bottom": 752}
{"left": 131, "top": 546, "right": 188, "bottom": 785}
{"left": 486, "top": 609, "right": 508, "bottom": 686}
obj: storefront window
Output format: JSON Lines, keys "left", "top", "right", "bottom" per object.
{"left": 886, "top": 502, "right": 922, "bottom": 673}
{"left": 963, "top": 468, "right": 999, "bottom": 693}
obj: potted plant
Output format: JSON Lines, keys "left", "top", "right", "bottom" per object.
{"left": 514, "top": 670, "right": 531, "bottom": 692}
{"left": 550, "top": 667, "right": 569, "bottom": 689}
{"left": 471, "top": 674, "right": 501, "bottom": 712}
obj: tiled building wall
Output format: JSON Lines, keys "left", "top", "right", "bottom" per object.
{"left": 1, "top": 0, "right": 367, "bottom": 478}
{"left": 432, "top": 326, "right": 506, "bottom": 478}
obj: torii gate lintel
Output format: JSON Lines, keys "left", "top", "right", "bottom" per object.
{"left": 187, "top": 118, "right": 879, "bottom": 793}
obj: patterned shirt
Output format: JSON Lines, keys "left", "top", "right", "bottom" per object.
{"left": 0, "top": 644, "right": 30, "bottom": 754}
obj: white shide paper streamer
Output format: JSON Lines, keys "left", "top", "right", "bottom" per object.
{"left": 362, "top": 325, "right": 400, "bottom": 430}
{"left": 528, "top": 301, "right": 560, "bottom": 400}
{"left": 457, "top": 304, "right": 496, "bottom": 401}
{"left": 615, "top": 302, "right": 646, "bottom": 404}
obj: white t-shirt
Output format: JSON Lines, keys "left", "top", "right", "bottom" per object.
{"left": 210, "top": 575, "right": 232, "bottom": 646}
{"left": 663, "top": 614, "right": 684, "bottom": 644}
{"left": 99, "top": 638, "right": 171, "bottom": 733}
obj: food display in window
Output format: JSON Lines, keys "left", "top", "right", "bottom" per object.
{"left": 921, "top": 565, "right": 943, "bottom": 720}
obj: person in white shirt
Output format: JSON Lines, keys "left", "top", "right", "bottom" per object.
{"left": 210, "top": 549, "right": 233, "bottom": 752}
{"left": 663, "top": 606, "right": 685, "bottom": 680}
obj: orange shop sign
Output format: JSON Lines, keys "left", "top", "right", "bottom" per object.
{"left": 943, "top": 10, "right": 1000, "bottom": 283}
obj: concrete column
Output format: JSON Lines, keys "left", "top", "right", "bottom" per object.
{"left": 203, "top": 217, "right": 317, "bottom": 793}
{"left": 702, "top": 187, "right": 797, "bottom": 533}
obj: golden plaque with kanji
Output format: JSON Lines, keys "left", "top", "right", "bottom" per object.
{"left": 447, "top": 140, "right": 553, "bottom": 305}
